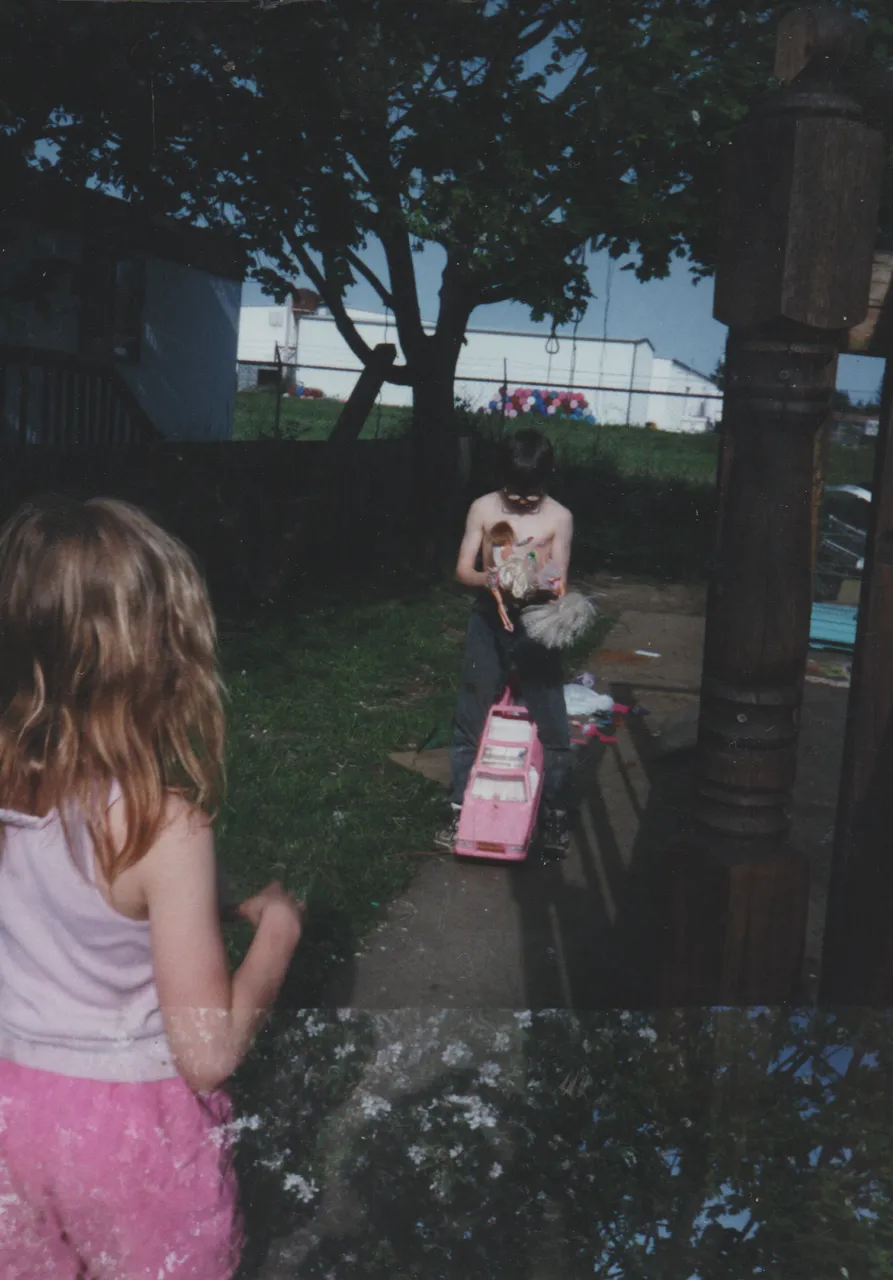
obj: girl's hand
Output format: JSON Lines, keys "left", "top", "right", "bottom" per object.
{"left": 238, "top": 881, "right": 305, "bottom": 940}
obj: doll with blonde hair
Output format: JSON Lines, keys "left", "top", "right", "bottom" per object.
{"left": 0, "top": 495, "right": 303, "bottom": 1278}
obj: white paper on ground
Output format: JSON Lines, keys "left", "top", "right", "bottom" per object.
{"left": 563, "top": 685, "right": 615, "bottom": 717}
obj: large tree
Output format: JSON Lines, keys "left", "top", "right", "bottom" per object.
{"left": 6, "top": 1, "right": 893, "bottom": 552}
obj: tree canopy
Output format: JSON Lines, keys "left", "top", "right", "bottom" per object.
{"left": 7, "top": 3, "right": 893, "bottom": 359}
{"left": 6, "top": 2, "right": 782, "bottom": 374}
{"left": 3, "top": 1, "right": 892, "bottom": 539}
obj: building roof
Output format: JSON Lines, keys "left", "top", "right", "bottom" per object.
{"left": 661, "top": 356, "right": 718, "bottom": 385}
{"left": 247, "top": 302, "right": 657, "bottom": 352}
{"left": 833, "top": 410, "right": 880, "bottom": 423}
{"left": 3, "top": 174, "right": 247, "bottom": 281}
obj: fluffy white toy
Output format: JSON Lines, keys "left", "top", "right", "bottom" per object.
{"left": 521, "top": 592, "right": 598, "bottom": 649}
{"left": 495, "top": 552, "right": 539, "bottom": 600}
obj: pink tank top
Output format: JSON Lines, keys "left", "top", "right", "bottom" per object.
{"left": 0, "top": 787, "right": 177, "bottom": 1082}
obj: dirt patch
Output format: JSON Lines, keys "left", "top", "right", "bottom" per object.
{"left": 388, "top": 747, "right": 451, "bottom": 788}
{"left": 581, "top": 573, "right": 707, "bottom": 617}
{"left": 581, "top": 611, "right": 705, "bottom": 699}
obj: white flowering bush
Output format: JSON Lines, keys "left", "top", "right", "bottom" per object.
{"left": 230, "top": 1008, "right": 893, "bottom": 1279}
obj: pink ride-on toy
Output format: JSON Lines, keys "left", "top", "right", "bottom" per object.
{"left": 454, "top": 684, "right": 544, "bottom": 862}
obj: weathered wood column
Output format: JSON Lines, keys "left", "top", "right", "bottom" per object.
{"left": 662, "top": 7, "right": 884, "bottom": 1005}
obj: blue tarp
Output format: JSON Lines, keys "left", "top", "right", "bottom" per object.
{"left": 809, "top": 603, "right": 858, "bottom": 652}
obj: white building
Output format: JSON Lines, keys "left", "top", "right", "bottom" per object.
{"left": 237, "top": 301, "right": 720, "bottom": 431}
{"left": 1, "top": 177, "right": 245, "bottom": 445}
{"left": 646, "top": 358, "right": 722, "bottom": 433}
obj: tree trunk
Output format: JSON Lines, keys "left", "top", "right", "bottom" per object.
{"left": 409, "top": 342, "right": 464, "bottom": 573}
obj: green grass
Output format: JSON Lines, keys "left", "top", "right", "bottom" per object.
{"left": 233, "top": 390, "right": 411, "bottom": 441}
{"left": 489, "top": 416, "right": 874, "bottom": 488}
{"left": 213, "top": 577, "right": 614, "bottom": 998}
{"left": 214, "top": 584, "right": 466, "bottom": 995}
{"left": 233, "top": 394, "right": 875, "bottom": 489}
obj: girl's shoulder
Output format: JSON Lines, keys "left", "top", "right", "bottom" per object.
{"left": 103, "top": 791, "right": 212, "bottom": 920}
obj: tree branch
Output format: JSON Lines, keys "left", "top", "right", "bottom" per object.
{"left": 436, "top": 254, "right": 476, "bottom": 347}
{"left": 388, "top": 56, "right": 450, "bottom": 135}
{"left": 339, "top": 115, "right": 428, "bottom": 362}
{"left": 283, "top": 228, "right": 414, "bottom": 385}
{"left": 550, "top": 52, "right": 595, "bottom": 110}
{"left": 481, "top": 5, "right": 563, "bottom": 97}
{"left": 517, "top": 9, "right": 565, "bottom": 58}
{"left": 478, "top": 280, "right": 521, "bottom": 305}
{"left": 343, "top": 246, "right": 395, "bottom": 309}
{"left": 379, "top": 226, "right": 426, "bottom": 360}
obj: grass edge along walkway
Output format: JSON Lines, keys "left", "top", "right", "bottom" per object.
{"left": 215, "top": 577, "right": 613, "bottom": 1006}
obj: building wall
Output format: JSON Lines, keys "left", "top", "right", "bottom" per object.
{"left": 292, "top": 310, "right": 407, "bottom": 402}
{"left": 453, "top": 328, "right": 652, "bottom": 425}
{"left": 236, "top": 302, "right": 299, "bottom": 379}
{"left": 646, "top": 358, "right": 720, "bottom": 433}
{"left": 238, "top": 305, "right": 656, "bottom": 423}
{"left": 120, "top": 259, "right": 242, "bottom": 441}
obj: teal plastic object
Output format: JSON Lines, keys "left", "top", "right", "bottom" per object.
{"left": 809, "top": 602, "right": 858, "bottom": 652}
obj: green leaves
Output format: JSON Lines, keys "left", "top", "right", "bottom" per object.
{"left": 6, "top": 1, "right": 893, "bottom": 385}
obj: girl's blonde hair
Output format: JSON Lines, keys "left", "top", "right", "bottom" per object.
{"left": 0, "top": 496, "right": 224, "bottom": 882}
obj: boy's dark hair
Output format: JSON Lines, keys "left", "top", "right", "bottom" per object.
{"left": 501, "top": 429, "right": 554, "bottom": 494}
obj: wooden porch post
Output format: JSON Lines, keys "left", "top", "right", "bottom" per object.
{"left": 821, "top": 259, "right": 893, "bottom": 1002}
{"left": 662, "top": 7, "right": 884, "bottom": 1005}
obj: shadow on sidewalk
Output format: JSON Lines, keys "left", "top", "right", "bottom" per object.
{"left": 508, "top": 672, "right": 850, "bottom": 1013}
{"left": 509, "top": 681, "right": 696, "bottom": 1010}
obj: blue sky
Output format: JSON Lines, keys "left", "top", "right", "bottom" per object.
{"left": 242, "top": 242, "right": 883, "bottom": 403}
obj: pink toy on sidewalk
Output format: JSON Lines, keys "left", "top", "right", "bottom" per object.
{"left": 454, "top": 685, "right": 544, "bottom": 862}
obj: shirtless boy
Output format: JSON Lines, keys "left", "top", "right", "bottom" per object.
{"left": 436, "top": 428, "right": 574, "bottom": 857}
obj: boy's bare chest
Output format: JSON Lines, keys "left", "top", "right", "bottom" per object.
{"left": 502, "top": 515, "right": 554, "bottom": 547}
{"left": 481, "top": 502, "right": 556, "bottom": 557}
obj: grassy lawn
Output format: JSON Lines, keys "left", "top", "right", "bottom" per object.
{"left": 214, "top": 577, "right": 614, "bottom": 1000}
{"left": 215, "top": 583, "right": 466, "bottom": 997}
{"left": 234, "top": 392, "right": 874, "bottom": 488}
{"left": 233, "top": 390, "right": 411, "bottom": 441}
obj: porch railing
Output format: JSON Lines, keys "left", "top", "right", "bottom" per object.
{"left": 0, "top": 345, "right": 158, "bottom": 447}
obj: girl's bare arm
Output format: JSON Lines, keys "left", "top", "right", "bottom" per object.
{"left": 135, "top": 798, "right": 302, "bottom": 1092}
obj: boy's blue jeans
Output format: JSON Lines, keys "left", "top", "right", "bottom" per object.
{"left": 449, "top": 594, "right": 573, "bottom": 810}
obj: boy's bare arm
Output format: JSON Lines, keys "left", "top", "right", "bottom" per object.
{"left": 455, "top": 500, "right": 490, "bottom": 589}
{"left": 551, "top": 508, "right": 573, "bottom": 595}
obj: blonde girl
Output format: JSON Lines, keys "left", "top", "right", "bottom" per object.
{"left": 0, "top": 496, "right": 304, "bottom": 1278}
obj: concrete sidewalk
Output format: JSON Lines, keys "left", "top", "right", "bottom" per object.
{"left": 324, "top": 576, "right": 848, "bottom": 1009}
{"left": 249, "top": 577, "right": 850, "bottom": 1278}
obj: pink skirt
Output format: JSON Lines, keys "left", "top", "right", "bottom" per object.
{"left": 0, "top": 1058, "right": 243, "bottom": 1279}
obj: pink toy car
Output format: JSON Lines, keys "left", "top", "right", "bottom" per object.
{"left": 454, "top": 686, "right": 544, "bottom": 862}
